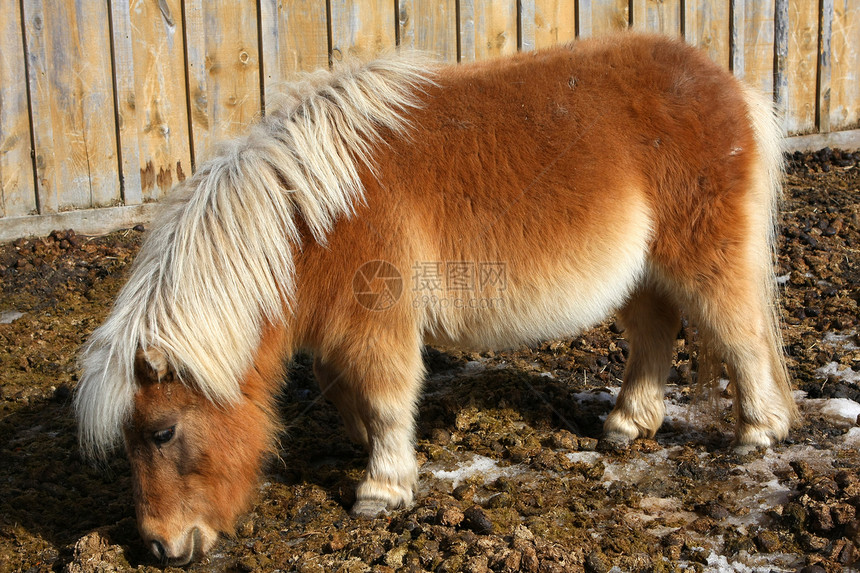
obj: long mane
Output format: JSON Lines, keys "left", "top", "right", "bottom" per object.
{"left": 76, "top": 53, "right": 434, "bottom": 458}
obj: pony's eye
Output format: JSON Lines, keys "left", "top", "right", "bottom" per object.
{"left": 153, "top": 426, "right": 176, "bottom": 445}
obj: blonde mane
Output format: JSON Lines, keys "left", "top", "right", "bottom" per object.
{"left": 76, "top": 53, "right": 435, "bottom": 458}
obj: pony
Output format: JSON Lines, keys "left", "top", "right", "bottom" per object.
{"left": 76, "top": 33, "right": 798, "bottom": 564}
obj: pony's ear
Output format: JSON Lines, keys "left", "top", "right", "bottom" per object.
{"left": 135, "top": 347, "right": 170, "bottom": 384}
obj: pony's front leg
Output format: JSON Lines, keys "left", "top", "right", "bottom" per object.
{"left": 339, "top": 340, "right": 424, "bottom": 517}
{"left": 352, "top": 394, "right": 420, "bottom": 517}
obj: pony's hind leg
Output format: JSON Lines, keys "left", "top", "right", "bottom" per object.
{"left": 313, "top": 357, "right": 369, "bottom": 447}
{"left": 687, "top": 275, "right": 798, "bottom": 448}
{"left": 603, "top": 285, "right": 680, "bottom": 445}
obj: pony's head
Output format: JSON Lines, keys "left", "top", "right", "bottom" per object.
{"left": 122, "top": 346, "right": 279, "bottom": 565}
{"left": 74, "top": 50, "right": 432, "bottom": 563}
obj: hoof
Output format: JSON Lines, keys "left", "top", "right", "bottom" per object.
{"left": 351, "top": 498, "right": 389, "bottom": 518}
{"left": 598, "top": 431, "right": 633, "bottom": 452}
{"left": 732, "top": 443, "right": 764, "bottom": 456}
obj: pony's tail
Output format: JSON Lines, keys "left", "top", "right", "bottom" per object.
{"left": 741, "top": 84, "right": 800, "bottom": 426}
{"left": 699, "top": 85, "right": 798, "bottom": 428}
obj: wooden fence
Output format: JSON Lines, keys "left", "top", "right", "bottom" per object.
{"left": 1, "top": 0, "right": 858, "bottom": 240}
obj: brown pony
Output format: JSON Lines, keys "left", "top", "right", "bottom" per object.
{"left": 76, "top": 33, "right": 798, "bottom": 564}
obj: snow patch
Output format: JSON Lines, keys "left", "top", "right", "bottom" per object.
{"left": 840, "top": 426, "right": 860, "bottom": 448}
{"left": 821, "top": 330, "right": 858, "bottom": 350}
{"left": 600, "top": 447, "right": 675, "bottom": 486}
{"left": 462, "top": 360, "right": 485, "bottom": 373}
{"left": 816, "top": 361, "right": 860, "bottom": 384}
{"left": 819, "top": 397, "right": 860, "bottom": 423}
{"left": 0, "top": 310, "right": 24, "bottom": 324}
{"left": 572, "top": 388, "right": 618, "bottom": 405}
{"left": 804, "top": 397, "right": 860, "bottom": 426}
{"left": 704, "top": 551, "right": 794, "bottom": 572}
{"left": 427, "top": 454, "right": 521, "bottom": 489}
{"left": 565, "top": 451, "right": 602, "bottom": 464}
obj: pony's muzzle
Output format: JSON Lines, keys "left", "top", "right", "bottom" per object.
{"left": 144, "top": 528, "right": 202, "bottom": 566}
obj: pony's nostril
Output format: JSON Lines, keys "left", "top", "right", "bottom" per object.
{"left": 151, "top": 539, "right": 167, "bottom": 561}
{"left": 190, "top": 527, "right": 202, "bottom": 558}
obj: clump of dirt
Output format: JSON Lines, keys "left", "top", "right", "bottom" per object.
{"left": 0, "top": 153, "right": 858, "bottom": 572}
{"left": 775, "top": 460, "right": 860, "bottom": 571}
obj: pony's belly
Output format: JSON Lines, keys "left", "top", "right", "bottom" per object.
{"left": 420, "top": 215, "right": 652, "bottom": 351}
{"left": 423, "top": 265, "right": 643, "bottom": 350}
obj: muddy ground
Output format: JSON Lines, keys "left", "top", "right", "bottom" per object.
{"left": 1, "top": 149, "right": 859, "bottom": 573}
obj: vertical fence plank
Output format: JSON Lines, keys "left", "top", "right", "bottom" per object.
{"left": 743, "top": 0, "right": 775, "bottom": 96}
{"left": 260, "top": 0, "right": 329, "bottom": 107}
{"left": 785, "top": 0, "right": 818, "bottom": 134}
{"left": 459, "top": 0, "right": 517, "bottom": 61}
{"left": 21, "top": 0, "right": 58, "bottom": 213}
{"left": 398, "top": 0, "right": 458, "bottom": 61}
{"left": 774, "top": 0, "right": 789, "bottom": 118}
{"left": 330, "top": 0, "right": 397, "bottom": 61}
{"left": 591, "top": 0, "right": 629, "bottom": 37}
{"left": 683, "top": 1, "right": 697, "bottom": 44}
{"left": 113, "top": 0, "right": 191, "bottom": 203}
{"left": 185, "top": 1, "right": 262, "bottom": 163}
{"left": 686, "top": 1, "right": 731, "bottom": 68}
{"left": 641, "top": 0, "right": 681, "bottom": 34}
{"left": 70, "top": 0, "right": 119, "bottom": 209}
{"left": 817, "top": 0, "right": 833, "bottom": 132}
{"left": 0, "top": 0, "right": 36, "bottom": 218}
{"left": 829, "top": 0, "right": 860, "bottom": 130}
{"left": 108, "top": 0, "right": 142, "bottom": 206}
{"left": 631, "top": 0, "right": 644, "bottom": 30}
{"left": 731, "top": 0, "right": 745, "bottom": 77}
{"left": 23, "top": 0, "right": 120, "bottom": 213}
{"left": 533, "top": 0, "right": 577, "bottom": 48}
{"left": 521, "top": 0, "right": 537, "bottom": 51}
{"left": 577, "top": 0, "right": 593, "bottom": 37}
{"left": 460, "top": 0, "right": 476, "bottom": 60}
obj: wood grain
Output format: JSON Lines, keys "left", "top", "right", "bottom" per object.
{"left": 818, "top": 0, "right": 833, "bottom": 132}
{"left": 521, "top": 0, "right": 537, "bottom": 51}
{"left": 731, "top": 0, "right": 745, "bottom": 77}
{"left": 107, "top": 0, "right": 142, "bottom": 206}
{"left": 577, "top": 0, "right": 593, "bottom": 37}
{"left": 533, "top": 0, "right": 577, "bottom": 48}
{"left": 185, "top": 1, "right": 262, "bottom": 164}
{"left": 685, "top": 1, "right": 731, "bottom": 68}
{"left": 774, "top": 0, "right": 789, "bottom": 117}
{"left": 631, "top": 0, "right": 647, "bottom": 29}
{"left": 590, "top": 0, "right": 629, "bottom": 37}
{"left": 0, "top": 0, "right": 36, "bottom": 218}
{"left": 260, "top": 0, "right": 329, "bottom": 107}
{"left": 459, "top": 0, "right": 517, "bottom": 61}
{"left": 112, "top": 0, "right": 192, "bottom": 203}
{"left": 642, "top": 0, "right": 681, "bottom": 35}
{"left": 23, "top": 0, "right": 120, "bottom": 212}
{"left": 829, "top": 0, "right": 860, "bottom": 130}
{"left": 398, "top": 0, "right": 458, "bottom": 61}
{"left": 0, "top": 203, "right": 158, "bottom": 242}
{"left": 330, "top": 0, "right": 396, "bottom": 61}
{"left": 742, "top": 0, "right": 775, "bottom": 96}
{"left": 785, "top": 0, "right": 818, "bottom": 134}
